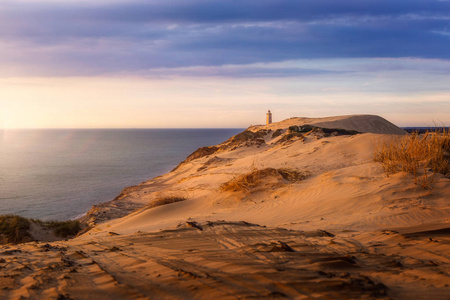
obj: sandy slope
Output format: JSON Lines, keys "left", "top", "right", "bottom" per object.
{"left": 1, "top": 115, "right": 449, "bottom": 299}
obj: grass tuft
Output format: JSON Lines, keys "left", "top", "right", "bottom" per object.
{"left": 42, "top": 220, "right": 82, "bottom": 238}
{"left": 0, "top": 215, "right": 32, "bottom": 244}
{"left": 277, "top": 168, "right": 310, "bottom": 182}
{"left": 147, "top": 196, "right": 187, "bottom": 209}
{"left": 0, "top": 215, "right": 83, "bottom": 244}
{"left": 374, "top": 128, "right": 450, "bottom": 189}
{"left": 221, "top": 168, "right": 309, "bottom": 192}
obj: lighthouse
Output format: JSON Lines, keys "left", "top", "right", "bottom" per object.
{"left": 266, "top": 110, "right": 272, "bottom": 125}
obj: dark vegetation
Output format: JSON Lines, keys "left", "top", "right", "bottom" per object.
{"left": 276, "top": 131, "right": 305, "bottom": 144}
{"left": 0, "top": 215, "right": 82, "bottom": 244}
{"left": 223, "top": 129, "right": 268, "bottom": 149}
{"left": 175, "top": 129, "right": 273, "bottom": 169}
{"left": 197, "top": 156, "right": 231, "bottom": 172}
{"left": 32, "top": 219, "right": 82, "bottom": 238}
{"left": 0, "top": 215, "right": 32, "bottom": 244}
{"left": 271, "top": 129, "right": 284, "bottom": 138}
{"left": 177, "top": 125, "right": 359, "bottom": 169}
{"left": 277, "top": 168, "right": 310, "bottom": 181}
{"left": 183, "top": 146, "right": 219, "bottom": 163}
{"left": 289, "top": 125, "right": 314, "bottom": 133}
{"left": 289, "top": 125, "right": 358, "bottom": 135}
{"left": 275, "top": 125, "right": 359, "bottom": 146}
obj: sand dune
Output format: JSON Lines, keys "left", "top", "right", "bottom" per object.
{"left": 1, "top": 115, "right": 449, "bottom": 299}
{"left": 249, "top": 114, "right": 407, "bottom": 135}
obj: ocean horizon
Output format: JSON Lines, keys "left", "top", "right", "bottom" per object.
{"left": 0, "top": 128, "right": 243, "bottom": 221}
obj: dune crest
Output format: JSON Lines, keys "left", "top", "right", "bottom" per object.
{"left": 249, "top": 114, "right": 407, "bottom": 135}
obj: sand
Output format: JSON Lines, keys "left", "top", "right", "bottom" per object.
{"left": 1, "top": 114, "right": 449, "bottom": 299}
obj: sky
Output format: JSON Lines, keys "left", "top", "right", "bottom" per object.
{"left": 1, "top": 0, "right": 450, "bottom": 128}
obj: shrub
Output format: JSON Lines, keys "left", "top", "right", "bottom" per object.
{"left": 275, "top": 132, "right": 305, "bottom": 145}
{"left": 289, "top": 124, "right": 316, "bottom": 133}
{"left": 30, "top": 218, "right": 83, "bottom": 238}
{"left": 0, "top": 215, "right": 83, "bottom": 244}
{"left": 147, "top": 196, "right": 187, "bottom": 209}
{"left": 221, "top": 168, "right": 281, "bottom": 192}
{"left": 298, "top": 125, "right": 315, "bottom": 133}
{"left": 221, "top": 168, "right": 309, "bottom": 192}
{"left": 0, "top": 215, "right": 32, "bottom": 244}
{"left": 43, "top": 220, "right": 82, "bottom": 238}
{"left": 374, "top": 128, "right": 450, "bottom": 189}
{"left": 321, "top": 128, "right": 359, "bottom": 135}
{"left": 277, "top": 168, "right": 310, "bottom": 181}
{"left": 271, "top": 129, "right": 284, "bottom": 138}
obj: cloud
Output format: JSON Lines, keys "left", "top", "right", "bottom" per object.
{"left": 0, "top": 0, "right": 449, "bottom": 76}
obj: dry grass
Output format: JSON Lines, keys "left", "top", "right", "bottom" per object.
{"left": 0, "top": 215, "right": 32, "bottom": 244}
{"left": 221, "top": 168, "right": 309, "bottom": 192}
{"left": 33, "top": 219, "right": 82, "bottom": 238}
{"left": 374, "top": 128, "right": 450, "bottom": 189}
{"left": 0, "top": 215, "right": 83, "bottom": 244}
{"left": 277, "top": 168, "right": 310, "bottom": 181}
{"left": 147, "top": 196, "right": 187, "bottom": 209}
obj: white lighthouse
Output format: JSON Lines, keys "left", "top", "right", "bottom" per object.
{"left": 266, "top": 110, "right": 272, "bottom": 125}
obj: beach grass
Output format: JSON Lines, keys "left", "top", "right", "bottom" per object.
{"left": 221, "top": 168, "right": 309, "bottom": 192}
{"left": 374, "top": 128, "right": 450, "bottom": 188}
{"left": 0, "top": 215, "right": 82, "bottom": 244}
{"left": 147, "top": 196, "right": 187, "bottom": 209}
{"left": 0, "top": 215, "right": 32, "bottom": 244}
{"left": 32, "top": 219, "right": 82, "bottom": 238}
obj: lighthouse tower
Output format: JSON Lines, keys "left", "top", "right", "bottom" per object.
{"left": 266, "top": 110, "right": 272, "bottom": 125}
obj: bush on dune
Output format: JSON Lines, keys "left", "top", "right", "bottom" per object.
{"left": 37, "top": 220, "right": 82, "bottom": 238}
{"left": 221, "top": 168, "right": 309, "bottom": 192}
{"left": 147, "top": 196, "right": 187, "bottom": 209}
{"left": 0, "top": 215, "right": 33, "bottom": 244}
{"left": 0, "top": 215, "right": 83, "bottom": 244}
{"left": 374, "top": 128, "right": 450, "bottom": 189}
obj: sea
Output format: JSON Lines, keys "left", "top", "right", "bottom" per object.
{"left": 0, "top": 129, "right": 242, "bottom": 221}
{"left": 402, "top": 127, "right": 448, "bottom": 134}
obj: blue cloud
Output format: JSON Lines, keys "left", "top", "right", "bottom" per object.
{"left": 0, "top": 0, "right": 449, "bottom": 76}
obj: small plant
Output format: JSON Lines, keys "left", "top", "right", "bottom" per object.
{"left": 43, "top": 220, "right": 82, "bottom": 238}
{"left": 0, "top": 215, "right": 83, "bottom": 244}
{"left": 221, "top": 168, "right": 309, "bottom": 192}
{"left": 30, "top": 218, "right": 82, "bottom": 238}
{"left": 277, "top": 168, "right": 310, "bottom": 181}
{"left": 275, "top": 132, "right": 305, "bottom": 145}
{"left": 221, "top": 168, "right": 281, "bottom": 192}
{"left": 0, "top": 215, "right": 32, "bottom": 244}
{"left": 271, "top": 129, "right": 284, "bottom": 138}
{"left": 147, "top": 196, "right": 187, "bottom": 209}
{"left": 374, "top": 128, "right": 450, "bottom": 189}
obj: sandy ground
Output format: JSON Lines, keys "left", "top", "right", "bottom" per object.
{"left": 1, "top": 222, "right": 449, "bottom": 299}
{"left": 1, "top": 115, "right": 449, "bottom": 299}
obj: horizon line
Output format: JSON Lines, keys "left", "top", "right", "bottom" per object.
{"left": 1, "top": 127, "right": 248, "bottom": 130}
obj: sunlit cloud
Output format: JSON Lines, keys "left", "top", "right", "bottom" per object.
{"left": 0, "top": 0, "right": 449, "bottom": 128}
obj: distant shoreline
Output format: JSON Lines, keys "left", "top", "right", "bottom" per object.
{"left": 402, "top": 127, "right": 449, "bottom": 133}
